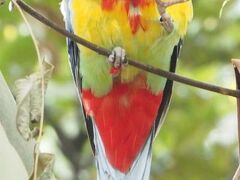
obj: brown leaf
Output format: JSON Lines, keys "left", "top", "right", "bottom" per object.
{"left": 15, "top": 60, "right": 54, "bottom": 140}
{"left": 30, "top": 153, "right": 56, "bottom": 180}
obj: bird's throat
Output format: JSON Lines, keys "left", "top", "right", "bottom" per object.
{"left": 101, "top": 0, "right": 153, "bottom": 10}
{"left": 101, "top": 0, "right": 154, "bottom": 33}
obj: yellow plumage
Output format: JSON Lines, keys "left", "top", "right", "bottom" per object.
{"left": 71, "top": 0, "right": 193, "bottom": 96}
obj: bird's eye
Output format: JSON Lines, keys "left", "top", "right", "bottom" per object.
{"left": 159, "top": 16, "right": 163, "bottom": 22}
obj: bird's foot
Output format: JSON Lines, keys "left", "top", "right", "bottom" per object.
{"left": 108, "top": 47, "right": 127, "bottom": 75}
{"left": 155, "top": 0, "right": 188, "bottom": 33}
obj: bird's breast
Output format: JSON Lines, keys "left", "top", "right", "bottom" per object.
{"left": 70, "top": 0, "right": 192, "bottom": 96}
{"left": 81, "top": 75, "right": 163, "bottom": 172}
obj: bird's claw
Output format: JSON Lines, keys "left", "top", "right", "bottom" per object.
{"left": 108, "top": 47, "right": 127, "bottom": 75}
{"left": 156, "top": 0, "right": 188, "bottom": 33}
{"left": 160, "top": 13, "right": 174, "bottom": 33}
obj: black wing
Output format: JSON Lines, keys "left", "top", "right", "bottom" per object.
{"left": 154, "top": 40, "right": 183, "bottom": 135}
{"left": 67, "top": 37, "right": 96, "bottom": 153}
{"left": 62, "top": 0, "right": 95, "bottom": 153}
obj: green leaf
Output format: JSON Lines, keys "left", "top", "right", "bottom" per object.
{"left": 0, "top": 122, "right": 28, "bottom": 180}
{"left": 0, "top": 71, "right": 35, "bottom": 176}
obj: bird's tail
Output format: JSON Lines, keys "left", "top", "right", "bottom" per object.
{"left": 93, "top": 121, "right": 154, "bottom": 180}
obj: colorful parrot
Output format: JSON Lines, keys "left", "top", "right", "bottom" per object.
{"left": 61, "top": 0, "right": 193, "bottom": 179}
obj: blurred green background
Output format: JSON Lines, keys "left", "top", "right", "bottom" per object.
{"left": 0, "top": 0, "right": 240, "bottom": 179}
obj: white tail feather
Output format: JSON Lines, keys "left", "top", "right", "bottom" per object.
{"left": 93, "top": 122, "right": 153, "bottom": 180}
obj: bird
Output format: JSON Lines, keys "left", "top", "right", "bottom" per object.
{"left": 61, "top": 0, "right": 193, "bottom": 179}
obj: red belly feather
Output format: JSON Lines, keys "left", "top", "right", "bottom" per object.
{"left": 81, "top": 76, "right": 162, "bottom": 173}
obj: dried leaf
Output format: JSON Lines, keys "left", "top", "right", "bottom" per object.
{"left": 0, "top": 72, "right": 35, "bottom": 175}
{"left": 15, "top": 60, "right": 54, "bottom": 140}
{"left": 30, "top": 153, "right": 56, "bottom": 180}
{"left": 31, "top": 60, "right": 54, "bottom": 123}
{"left": 15, "top": 75, "right": 36, "bottom": 140}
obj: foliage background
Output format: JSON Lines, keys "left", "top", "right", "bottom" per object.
{"left": 0, "top": 0, "right": 240, "bottom": 179}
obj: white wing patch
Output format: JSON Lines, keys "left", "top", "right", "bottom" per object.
{"left": 60, "top": 0, "right": 73, "bottom": 31}
{"left": 60, "top": 0, "right": 68, "bottom": 22}
{"left": 129, "top": 4, "right": 141, "bottom": 17}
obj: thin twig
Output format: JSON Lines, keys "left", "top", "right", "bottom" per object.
{"left": 15, "top": 0, "right": 240, "bottom": 98}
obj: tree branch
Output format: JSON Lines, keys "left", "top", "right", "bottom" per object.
{"left": 233, "top": 59, "right": 240, "bottom": 155}
{"left": 13, "top": 0, "right": 240, "bottom": 98}
{"left": 232, "top": 59, "right": 240, "bottom": 180}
